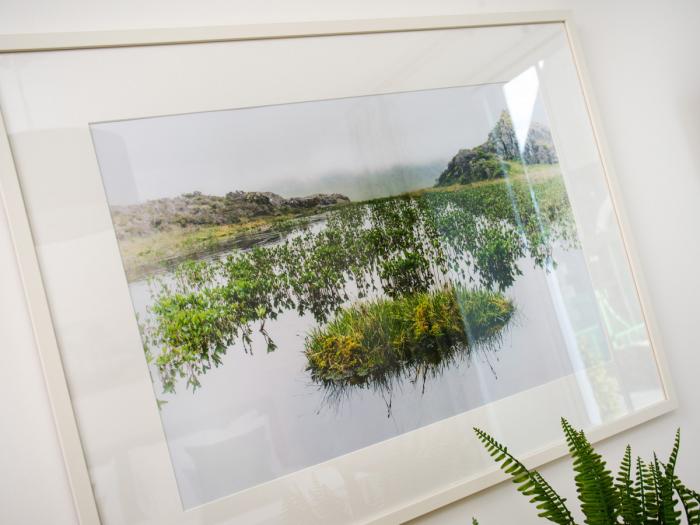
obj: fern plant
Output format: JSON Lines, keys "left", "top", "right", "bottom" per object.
{"left": 472, "top": 418, "right": 699, "bottom": 524}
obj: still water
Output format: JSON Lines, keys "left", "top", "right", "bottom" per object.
{"left": 128, "top": 243, "right": 599, "bottom": 509}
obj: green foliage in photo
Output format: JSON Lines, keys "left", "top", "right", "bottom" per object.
{"left": 305, "top": 285, "right": 514, "bottom": 391}
{"left": 142, "top": 173, "right": 577, "bottom": 394}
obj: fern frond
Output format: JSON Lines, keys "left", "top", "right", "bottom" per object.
{"left": 616, "top": 445, "right": 642, "bottom": 524}
{"left": 654, "top": 453, "right": 681, "bottom": 525}
{"left": 655, "top": 429, "right": 683, "bottom": 524}
{"left": 474, "top": 427, "right": 578, "bottom": 525}
{"left": 670, "top": 474, "right": 700, "bottom": 525}
{"left": 666, "top": 429, "right": 681, "bottom": 474}
{"left": 637, "top": 457, "right": 659, "bottom": 523}
{"left": 531, "top": 472, "right": 578, "bottom": 522}
{"left": 633, "top": 457, "right": 648, "bottom": 524}
{"left": 561, "top": 418, "right": 617, "bottom": 525}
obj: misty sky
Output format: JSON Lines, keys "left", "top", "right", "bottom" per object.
{"left": 90, "top": 81, "right": 546, "bottom": 206}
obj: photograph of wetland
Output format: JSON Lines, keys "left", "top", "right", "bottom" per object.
{"left": 91, "top": 82, "right": 599, "bottom": 507}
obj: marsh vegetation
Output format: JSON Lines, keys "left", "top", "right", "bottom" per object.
{"left": 305, "top": 286, "right": 515, "bottom": 398}
{"left": 139, "top": 166, "right": 577, "bottom": 400}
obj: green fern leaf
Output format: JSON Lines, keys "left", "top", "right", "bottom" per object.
{"left": 474, "top": 427, "right": 578, "bottom": 525}
{"left": 670, "top": 474, "right": 700, "bottom": 525}
{"left": 637, "top": 457, "right": 660, "bottom": 523}
{"left": 654, "top": 453, "right": 681, "bottom": 525}
{"left": 633, "top": 458, "right": 649, "bottom": 524}
{"left": 616, "top": 445, "right": 643, "bottom": 524}
{"left": 666, "top": 429, "right": 681, "bottom": 474}
{"left": 561, "top": 418, "right": 618, "bottom": 525}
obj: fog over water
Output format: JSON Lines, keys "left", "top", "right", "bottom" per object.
{"left": 91, "top": 83, "right": 545, "bottom": 205}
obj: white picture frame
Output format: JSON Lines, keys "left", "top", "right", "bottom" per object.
{"left": 0, "top": 11, "right": 676, "bottom": 525}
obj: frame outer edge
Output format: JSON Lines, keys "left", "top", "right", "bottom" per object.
{"left": 0, "top": 11, "right": 568, "bottom": 52}
{"left": 0, "top": 10, "right": 676, "bottom": 525}
{"left": 0, "top": 110, "right": 101, "bottom": 523}
{"left": 369, "top": 401, "right": 674, "bottom": 523}
{"left": 561, "top": 17, "right": 678, "bottom": 408}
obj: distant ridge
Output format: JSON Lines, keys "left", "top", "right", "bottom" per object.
{"left": 111, "top": 191, "right": 349, "bottom": 239}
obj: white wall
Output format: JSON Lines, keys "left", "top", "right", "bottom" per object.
{"left": 0, "top": 1, "right": 698, "bottom": 524}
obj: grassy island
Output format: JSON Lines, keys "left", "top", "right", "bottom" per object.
{"left": 305, "top": 285, "right": 515, "bottom": 391}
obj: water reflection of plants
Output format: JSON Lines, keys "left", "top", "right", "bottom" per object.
{"left": 142, "top": 176, "right": 577, "bottom": 395}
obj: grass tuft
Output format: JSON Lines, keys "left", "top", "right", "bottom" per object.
{"left": 304, "top": 284, "right": 515, "bottom": 392}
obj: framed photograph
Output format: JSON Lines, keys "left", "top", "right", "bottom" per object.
{"left": 0, "top": 12, "right": 675, "bottom": 525}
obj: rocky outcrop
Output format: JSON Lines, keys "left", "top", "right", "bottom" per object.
{"left": 435, "top": 111, "right": 558, "bottom": 187}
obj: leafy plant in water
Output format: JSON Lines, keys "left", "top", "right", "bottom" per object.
{"left": 142, "top": 176, "right": 577, "bottom": 393}
{"left": 473, "top": 419, "right": 699, "bottom": 525}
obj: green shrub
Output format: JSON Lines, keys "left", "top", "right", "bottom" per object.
{"left": 436, "top": 145, "right": 509, "bottom": 186}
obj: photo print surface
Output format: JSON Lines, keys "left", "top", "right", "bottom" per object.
{"left": 90, "top": 79, "right": 650, "bottom": 508}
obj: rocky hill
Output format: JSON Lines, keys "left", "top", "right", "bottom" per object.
{"left": 436, "top": 111, "right": 558, "bottom": 187}
{"left": 112, "top": 190, "right": 350, "bottom": 240}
